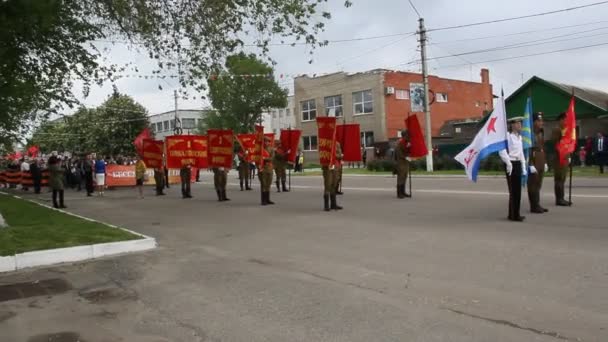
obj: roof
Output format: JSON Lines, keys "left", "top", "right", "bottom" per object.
{"left": 507, "top": 76, "right": 608, "bottom": 112}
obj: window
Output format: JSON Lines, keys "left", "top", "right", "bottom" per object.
{"left": 182, "top": 118, "right": 196, "bottom": 129}
{"left": 272, "top": 111, "right": 277, "bottom": 119}
{"left": 170, "top": 120, "right": 175, "bottom": 129}
{"left": 353, "top": 90, "right": 373, "bottom": 115}
{"left": 303, "top": 135, "right": 318, "bottom": 151}
{"left": 279, "top": 109, "right": 284, "bottom": 118}
{"left": 301, "top": 99, "right": 317, "bottom": 121}
{"left": 455, "top": 127, "right": 462, "bottom": 134}
{"left": 360, "top": 131, "right": 374, "bottom": 147}
{"left": 396, "top": 89, "right": 410, "bottom": 100}
{"left": 436, "top": 93, "right": 448, "bottom": 103}
{"left": 475, "top": 101, "right": 480, "bottom": 107}
{"left": 150, "top": 125, "right": 156, "bottom": 133}
{"left": 156, "top": 122, "right": 163, "bottom": 132}
{"left": 324, "top": 95, "right": 343, "bottom": 117}
{"left": 286, "top": 108, "right": 291, "bottom": 117}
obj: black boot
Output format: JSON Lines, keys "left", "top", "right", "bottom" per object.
{"left": 261, "top": 191, "right": 267, "bottom": 206}
{"left": 555, "top": 186, "right": 570, "bottom": 206}
{"left": 222, "top": 190, "right": 230, "bottom": 201}
{"left": 52, "top": 190, "right": 59, "bottom": 208}
{"left": 282, "top": 181, "right": 289, "bottom": 192}
{"left": 276, "top": 181, "right": 281, "bottom": 193}
{"left": 266, "top": 191, "right": 275, "bottom": 205}
{"left": 240, "top": 180, "right": 244, "bottom": 191}
{"left": 530, "top": 192, "right": 544, "bottom": 213}
{"left": 323, "top": 195, "right": 330, "bottom": 212}
{"left": 403, "top": 185, "right": 412, "bottom": 198}
{"left": 59, "top": 190, "right": 67, "bottom": 209}
{"left": 330, "top": 194, "right": 342, "bottom": 210}
{"left": 397, "top": 185, "right": 405, "bottom": 199}
{"left": 216, "top": 190, "right": 222, "bottom": 202}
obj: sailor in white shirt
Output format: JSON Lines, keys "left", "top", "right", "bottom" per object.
{"left": 499, "top": 117, "right": 527, "bottom": 222}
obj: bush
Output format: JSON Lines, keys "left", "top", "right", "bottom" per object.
{"left": 366, "top": 160, "right": 396, "bottom": 172}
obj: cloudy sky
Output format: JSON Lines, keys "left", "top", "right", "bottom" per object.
{"left": 75, "top": 0, "right": 608, "bottom": 115}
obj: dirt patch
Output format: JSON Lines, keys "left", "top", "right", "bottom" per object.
{"left": 78, "top": 286, "right": 137, "bottom": 304}
{"left": 0, "top": 278, "right": 71, "bottom": 303}
{"left": 27, "top": 332, "right": 84, "bottom": 342}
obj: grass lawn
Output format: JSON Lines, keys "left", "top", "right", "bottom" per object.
{"left": 0, "top": 194, "right": 141, "bottom": 257}
{"left": 296, "top": 167, "right": 607, "bottom": 177}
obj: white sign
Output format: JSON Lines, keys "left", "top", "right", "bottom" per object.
{"left": 410, "top": 83, "right": 425, "bottom": 113}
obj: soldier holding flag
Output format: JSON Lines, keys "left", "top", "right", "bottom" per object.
{"left": 238, "top": 148, "right": 251, "bottom": 191}
{"left": 273, "top": 140, "right": 289, "bottom": 193}
{"left": 395, "top": 130, "right": 411, "bottom": 199}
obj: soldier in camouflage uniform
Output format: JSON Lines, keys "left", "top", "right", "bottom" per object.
{"left": 212, "top": 167, "right": 230, "bottom": 202}
{"left": 334, "top": 142, "right": 344, "bottom": 195}
{"left": 273, "top": 141, "right": 289, "bottom": 192}
{"left": 552, "top": 112, "right": 572, "bottom": 206}
{"left": 238, "top": 148, "right": 251, "bottom": 191}
{"left": 322, "top": 142, "right": 343, "bottom": 211}
{"left": 395, "top": 130, "right": 411, "bottom": 199}
{"left": 259, "top": 137, "right": 275, "bottom": 205}
{"left": 527, "top": 113, "right": 548, "bottom": 213}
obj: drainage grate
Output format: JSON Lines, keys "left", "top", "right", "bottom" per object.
{"left": 0, "top": 278, "right": 71, "bottom": 303}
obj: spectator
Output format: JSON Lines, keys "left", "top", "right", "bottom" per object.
{"left": 579, "top": 147, "right": 587, "bottom": 167}
{"left": 83, "top": 154, "right": 94, "bottom": 196}
{"left": 48, "top": 156, "right": 66, "bottom": 209}
{"left": 361, "top": 145, "right": 367, "bottom": 168}
{"left": 20, "top": 158, "right": 30, "bottom": 191}
{"left": 594, "top": 132, "right": 607, "bottom": 174}
{"left": 30, "top": 158, "right": 42, "bottom": 194}
{"left": 95, "top": 155, "right": 106, "bottom": 196}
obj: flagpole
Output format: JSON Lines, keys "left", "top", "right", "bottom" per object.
{"left": 568, "top": 88, "right": 575, "bottom": 206}
{"left": 288, "top": 125, "right": 291, "bottom": 191}
{"left": 339, "top": 116, "right": 346, "bottom": 194}
{"left": 408, "top": 112, "right": 413, "bottom": 198}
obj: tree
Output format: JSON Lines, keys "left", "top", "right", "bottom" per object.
{"left": 200, "top": 53, "right": 287, "bottom": 134}
{"left": 1, "top": 0, "right": 352, "bottom": 145}
{"left": 30, "top": 92, "right": 149, "bottom": 156}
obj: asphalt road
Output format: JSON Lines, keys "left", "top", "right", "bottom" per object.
{"left": 1, "top": 173, "right": 607, "bottom": 342}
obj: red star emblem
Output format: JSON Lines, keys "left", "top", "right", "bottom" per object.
{"left": 487, "top": 117, "right": 498, "bottom": 134}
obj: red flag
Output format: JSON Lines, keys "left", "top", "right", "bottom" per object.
{"left": 134, "top": 127, "right": 152, "bottom": 157}
{"left": 335, "top": 124, "right": 362, "bottom": 162}
{"left": 142, "top": 139, "right": 164, "bottom": 168}
{"left": 27, "top": 146, "right": 39, "bottom": 158}
{"left": 165, "top": 135, "right": 208, "bottom": 168}
{"left": 405, "top": 115, "right": 429, "bottom": 159}
{"left": 557, "top": 97, "right": 577, "bottom": 166}
{"left": 207, "top": 129, "right": 234, "bottom": 168}
{"left": 254, "top": 125, "right": 266, "bottom": 167}
{"left": 316, "top": 117, "right": 337, "bottom": 167}
{"left": 280, "top": 129, "right": 302, "bottom": 164}
{"left": 236, "top": 134, "right": 256, "bottom": 162}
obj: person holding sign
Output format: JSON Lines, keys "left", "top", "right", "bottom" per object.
{"left": 273, "top": 140, "right": 289, "bottom": 193}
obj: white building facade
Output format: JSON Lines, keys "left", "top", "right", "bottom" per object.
{"left": 268, "top": 95, "right": 296, "bottom": 136}
{"left": 149, "top": 109, "right": 207, "bottom": 139}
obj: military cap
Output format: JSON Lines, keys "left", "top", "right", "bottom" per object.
{"left": 508, "top": 116, "right": 524, "bottom": 123}
{"left": 533, "top": 112, "right": 543, "bottom": 121}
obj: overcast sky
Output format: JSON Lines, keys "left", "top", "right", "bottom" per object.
{"left": 74, "top": 0, "right": 608, "bottom": 115}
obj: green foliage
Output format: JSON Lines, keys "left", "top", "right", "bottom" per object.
{"left": 0, "top": 194, "right": 140, "bottom": 256}
{"left": 366, "top": 160, "right": 396, "bottom": 172}
{"left": 201, "top": 53, "right": 288, "bottom": 133}
{"left": 1, "top": 0, "right": 350, "bottom": 146}
{"left": 29, "top": 93, "right": 149, "bottom": 156}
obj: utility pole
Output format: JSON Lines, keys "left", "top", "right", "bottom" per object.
{"left": 419, "top": 17, "right": 433, "bottom": 172}
{"left": 173, "top": 90, "right": 182, "bottom": 135}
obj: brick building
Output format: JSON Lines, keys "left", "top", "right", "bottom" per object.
{"left": 294, "top": 68, "right": 493, "bottom": 162}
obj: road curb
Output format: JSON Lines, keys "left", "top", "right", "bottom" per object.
{"left": 0, "top": 192, "right": 157, "bottom": 273}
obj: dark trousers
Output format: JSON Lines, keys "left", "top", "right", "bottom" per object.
{"left": 33, "top": 177, "right": 41, "bottom": 194}
{"left": 85, "top": 172, "right": 94, "bottom": 194}
{"left": 52, "top": 189, "right": 64, "bottom": 208}
{"left": 165, "top": 168, "right": 170, "bottom": 188}
{"left": 506, "top": 161, "right": 522, "bottom": 219}
{"left": 181, "top": 177, "right": 190, "bottom": 197}
{"left": 598, "top": 152, "right": 607, "bottom": 173}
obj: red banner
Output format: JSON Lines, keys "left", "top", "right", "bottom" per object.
{"left": 405, "top": 115, "right": 429, "bottom": 159}
{"left": 134, "top": 127, "right": 152, "bottom": 157}
{"left": 165, "top": 135, "right": 208, "bottom": 169}
{"left": 557, "top": 97, "right": 577, "bottom": 166}
{"left": 27, "top": 145, "right": 39, "bottom": 158}
{"left": 207, "top": 129, "right": 234, "bottom": 168}
{"left": 280, "top": 129, "right": 302, "bottom": 164}
{"left": 335, "top": 124, "right": 362, "bottom": 162}
{"left": 142, "top": 139, "right": 164, "bottom": 169}
{"left": 236, "top": 134, "right": 256, "bottom": 162}
{"left": 316, "top": 117, "right": 337, "bottom": 167}
{"left": 254, "top": 125, "right": 265, "bottom": 167}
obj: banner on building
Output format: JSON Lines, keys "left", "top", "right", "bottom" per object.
{"left": 280, "top": 129, "right": 302, "bottom": 164}
{"left": 236, "top": 134, "right": 256, "bottom": 162}
{"left": 316, "top": 117, "right": 337, "bottom": 167}
{"left": 142, "top": 139, "right": 164, "bottom": 169}
{"left": 207, "top": 129, "right": 234, "bottom": 168}
{"left": 165, "top": 135, "right": 208, "bottom": 169}
{"left": 410, "top": 83, "right": 425, "bottom": 113}
{"left": 335, "top": 124, "right": 362, "bottom": 162}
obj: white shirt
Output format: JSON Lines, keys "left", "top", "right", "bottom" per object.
{"left": 21, "top": 161, "right": 30, "bottom": 172}
{"left": 499, "top": 132, "right": 526, "bottom": 168}
{"left": 599, "top": 137, "right": 605, "bottom": 152}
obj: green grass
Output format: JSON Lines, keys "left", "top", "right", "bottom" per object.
{"left": 0, "top": 194, "right": 141, "bottom": 256}
{"left": 296, "top": 166, "right": 607, "bottom": 177}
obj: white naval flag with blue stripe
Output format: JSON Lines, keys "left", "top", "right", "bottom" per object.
{"left": 455, "top": 95, "right": 509, "bottom": 182}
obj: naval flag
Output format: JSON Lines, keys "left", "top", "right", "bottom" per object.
{"left": 455, "top": 94, "right": 509, "bottom": 182}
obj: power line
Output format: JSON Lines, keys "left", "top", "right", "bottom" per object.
{"left": 433, "top": 42, "right": 608, "bottom": 70}
{"left": 425, "top": 27, "right": 608, "bottom": 62}
{"left": 430, "top": 20, "right": 608, "bottom": 45}
{"left": 428, "top": 1, "right": 608, "bottom": 32}
{"left": 407, "top": 0, "right": 422, "bottom": 18}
